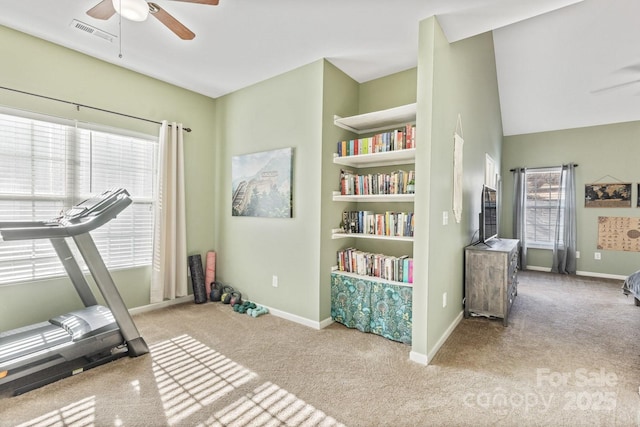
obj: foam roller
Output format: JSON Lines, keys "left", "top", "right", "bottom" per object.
{"left": 188, "top": 254, "right": 207, "bottom": 304}
{"left": 204, "top": 251, "right": 216, "bottom": 299}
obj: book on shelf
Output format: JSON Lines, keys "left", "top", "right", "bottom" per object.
{"left": 336, "top": 248, "right": 413, "bottom": 284}
{"left": 336, "top": 123, "right": 416, "bottom": 157}
{"left": 339, "top": 169, "right": 415, "bottom": 196}
{"left": 340, "top": 210, "right": 414, "bottom": 237}
{"left": 402, "top": 257, "right": 413, "bottom": 283}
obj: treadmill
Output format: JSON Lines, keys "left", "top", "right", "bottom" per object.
{"left": 0, "top": 188, "right": 149, "bottom": 396}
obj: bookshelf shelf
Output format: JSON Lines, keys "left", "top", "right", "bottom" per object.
{"left": 332, "top": 192, "right": 414, "bottom": 203}
{"left": 333, "top": 148, "right": 415, "bottom": 167}
{"left": 331, "top": 233, "right": 414, "bottom": 242}
{"left": 333, "top": 103, "right": 417, "bottom": 134}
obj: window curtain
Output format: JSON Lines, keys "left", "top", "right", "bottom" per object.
{"left": 551, "top": 163, "right": 577, "bottom": 274}
{"left": 150, "top": 121, "right": 187, "bottom": 303}
{"left": 512, "top": 167, "right": 527, "bottom": 269}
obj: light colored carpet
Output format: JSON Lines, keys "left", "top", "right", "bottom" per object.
{"left": 0, "top": 270, "right": 639, "bottom": 426}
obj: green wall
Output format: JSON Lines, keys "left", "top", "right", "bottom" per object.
{"left": 319, "top": 61, "right": 360, "bottom": 320}
{"left": 214, "top": 60, "right": 325, "bottom": 322}
{"left": 359, "top": 68, "right": 418, "bottom": 113}
{"left": 0, "top": 25, "right": 217, "bottom": 330}
{"left": 415, "top": 17, "right": 503, "bottom": 360}
{"left": 502, "top": 121, "right": 640, "bottom": 278}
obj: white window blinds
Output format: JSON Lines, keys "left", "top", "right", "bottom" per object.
{"left": 525, "top": 167, "right": 565, "bottom": 248}
{"left": 0, "top": 110, "right": 157, "bottom": 284}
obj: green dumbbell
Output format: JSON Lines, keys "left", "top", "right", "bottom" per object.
{"left": 252, "top": 306, "right": 269, "bottom": 317}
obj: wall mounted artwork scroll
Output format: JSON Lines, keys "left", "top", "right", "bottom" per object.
{"left": 584, "top": 183, "right": 631, "bottom": 208}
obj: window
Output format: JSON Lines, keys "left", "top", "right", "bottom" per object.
{"left": 525, "top": 167, "right": 564, "bottom": 248}
{"left": 0, "top": 109, "right": 157, "bottom": 285}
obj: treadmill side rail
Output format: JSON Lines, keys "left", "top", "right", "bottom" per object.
{"left": 73, "top": 233, "right": 149, "bottom": 356}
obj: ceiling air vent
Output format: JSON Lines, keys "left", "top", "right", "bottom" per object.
{"left": 70, "top": 19, "right": 116, "bottom": 43}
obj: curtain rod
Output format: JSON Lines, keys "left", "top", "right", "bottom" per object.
{"left": 510, "top": 164, "right": 578, "bottom": 172}
{"left": 0, "top": 85, "right": 191, "bottom": 133}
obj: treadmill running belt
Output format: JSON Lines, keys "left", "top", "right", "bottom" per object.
{"left": 0, "top": 325, "right": 72, "bottom": 364}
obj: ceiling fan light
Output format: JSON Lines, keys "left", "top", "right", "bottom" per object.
{"left": 112, "top": 0, "right": 149, "bottom": 22}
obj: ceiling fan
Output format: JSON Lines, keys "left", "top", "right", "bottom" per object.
{"left": 86, "top": 0, "right": 219, "bottom": 40}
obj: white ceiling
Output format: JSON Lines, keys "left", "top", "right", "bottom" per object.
{"left": 1, "top": 0, "right": 639, "bottom": 136}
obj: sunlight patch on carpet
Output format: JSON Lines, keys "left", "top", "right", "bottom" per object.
{"left": 203, "top": 381, "right": 345, "bottom": 427}
{"left": 150, "top": 334, "right": 257, "bottom": 425}
{"left": 15, "top": 395, "right": 96, "bottom": 427}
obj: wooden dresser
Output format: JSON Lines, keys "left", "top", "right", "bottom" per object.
{"left": 464, "top": 238, "right": 519, "bottom": 326}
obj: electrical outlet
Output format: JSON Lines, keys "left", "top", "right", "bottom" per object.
{"left": 272, "top": 275, "right": 278, "bottom": 287}
{"left": 576, "top": 251, "right": 580, "bottom": 259}
{"left": 594, "top": 252, "right": 601, "bottom": 260}
{"left": 442, "top": 211, "right": 448, "bottom": 225}
{"left": 443, "top": 292, "right": 447, "bottom": 308}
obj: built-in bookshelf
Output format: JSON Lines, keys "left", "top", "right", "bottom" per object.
{"left": 331, "top": 103, "right": 416, "bottom": 281}
{"left": 330, "top": 103, "right": 417, "bottom": 343}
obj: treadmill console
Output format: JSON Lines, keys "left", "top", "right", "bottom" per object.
{"left": 62, "top": 188, "right": 131, "bottom": 223}
{"left": 0, "top": 188, "right": 133, "bottom": 241}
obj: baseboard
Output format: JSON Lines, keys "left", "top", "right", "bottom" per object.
{"left": 318, "top": 316, "right": 335, "bottom": 329}
{"left": 525, "top": 265, "right": 626, "bottom": 281}
{"left": 129, "top": 295, "right": 193, "bottom": 316}
{"left": 130, "top": 297, "right": 333, "bottom": 331}
{"left": 261, "top": 304, "right": 332, "bottom": 330}
{"left": 426, "top": 310, "right": 464, "bottom": 363}
{"left": 524, "top": 265, "right": 551, "bottom": 272}
{"left": 409, "top": 351, "right": 428, "bottom": 365}
{"left": 576, "top": 270, "right": 627, "bottom": 280}
{"left": 407, "top": 310, "right": 463, "bottom": 366}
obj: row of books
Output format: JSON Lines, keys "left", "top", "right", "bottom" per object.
{"left": 337, "top": 248, "right": 414, "bottom": 284}
{"left": 336, "top": 124, "right": 416, "bottom": 157}
{"left": 340, "top": 169, "right": 415, "bottom": 196}
{"left": 341, "top": 210, "right": 414, "bottom": 237}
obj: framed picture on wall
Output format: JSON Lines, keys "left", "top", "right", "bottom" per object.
{"left": 231, "top": 147, "right": 293, "bottom": 218}
{"left": 584, "top": 183, "right": 632, "bottom": 208}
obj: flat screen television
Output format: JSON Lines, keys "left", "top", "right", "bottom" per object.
{"left": 480, "top": 185, "right": 498, "bottom": 243}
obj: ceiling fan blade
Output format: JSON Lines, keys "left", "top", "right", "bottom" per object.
{"left": 168, "top": 0, "right": 219, "bottom": 5}
{"left": 618, "top": 63, "right": 640, "bottom": 74}
{"left": 149, "top": 3, "right": 195, "bottom": 40}
{"left": 591, "top": 79, "right": 640, "bottom": 94}
{"left": 87, "top": 0, "right": 117, "bottom": 20}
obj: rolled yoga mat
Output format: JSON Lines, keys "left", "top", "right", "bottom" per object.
{"left": 188, "top": 254, "right": 207, "bottom": 304}
{"left": 204, "top": 251, "right": 216, "bottom": 299}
